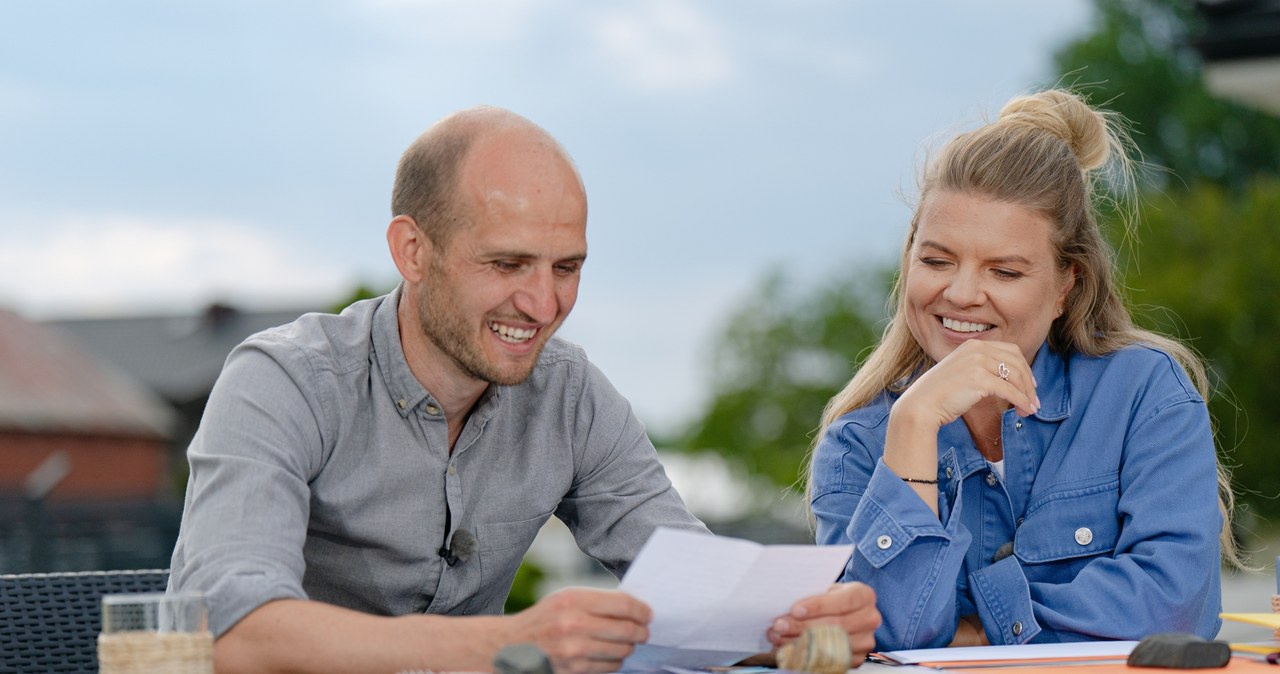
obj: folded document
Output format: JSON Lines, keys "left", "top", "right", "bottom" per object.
{"left": 617, "top": 527, "right": 853, "bottom": 671}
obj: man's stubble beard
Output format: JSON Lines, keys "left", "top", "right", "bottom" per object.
{"left": 415, "top": 263, "right": 544, "bottom": 387}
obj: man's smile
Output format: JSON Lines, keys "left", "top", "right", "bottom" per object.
{"left": 489, "top": 321, "right": 538, "bottom": 344}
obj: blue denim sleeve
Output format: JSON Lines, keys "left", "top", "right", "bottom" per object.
{"left": 968, "top": 396, "right": 1222, "bottom": 643}
{"left": 811, "top": 421, "right": 973, "bottom": 649}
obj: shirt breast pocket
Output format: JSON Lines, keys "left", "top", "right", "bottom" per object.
{"left": 469, "top": 513, "right": 554, "bottom": 605}
{"left": 1015, "top": 476, "right": 1121, "bottom": 565}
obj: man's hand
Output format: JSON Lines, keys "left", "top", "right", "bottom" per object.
{"left": 504, "top": 588, "right": 652, "bottom": 674}
{"left": 766, "top": 582, "right": 880, "bottom": 662}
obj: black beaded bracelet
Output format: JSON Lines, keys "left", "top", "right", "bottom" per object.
{"left": 902, "top": 476, "right": 939, "bottom": 485}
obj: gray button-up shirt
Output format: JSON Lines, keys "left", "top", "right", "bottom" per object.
{"left": 169, "top": 286, "right": 706, "bottom": 636}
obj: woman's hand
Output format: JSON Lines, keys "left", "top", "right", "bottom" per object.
{"left": 766, "top": 583, "right": 880, "bottom": 663}
{"left": 895, "top": 340, "right": 1039, "bottom": 430}
{"left": 882, "top": 340, "right": 1039, "bottom": 515}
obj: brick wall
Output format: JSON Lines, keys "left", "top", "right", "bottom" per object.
{"left": 0, "top": 431, "right": 168, "bottom": 500}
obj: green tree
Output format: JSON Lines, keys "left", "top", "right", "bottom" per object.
{"left": 1053, "top": 0, "right": 1280, "bottom": 190}
{"left": 1121, "top": 180, "right": 1280, "bottom": 518}
{"left": 1055, "top": 0, "right": 1280, "bottom": 521}
{"left": 329, "top": 283, "right": 392, "bottom": 314}
{"left": 675, "top": 268, "right": 892, "bottom": 489}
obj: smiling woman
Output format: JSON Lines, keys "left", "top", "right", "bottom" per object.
{"left": 805, "top": 88, "right": 1236, "bottom": 650}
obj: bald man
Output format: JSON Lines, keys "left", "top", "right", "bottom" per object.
{"left": 168, "top": 107, "right": 879, "bottom": 674}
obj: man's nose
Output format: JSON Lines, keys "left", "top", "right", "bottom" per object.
{"left": 514, "top": 267, "right": 560, "bottom": 323}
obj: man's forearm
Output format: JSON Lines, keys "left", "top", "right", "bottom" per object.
{"left": 216, "top": 598, "right": 510, "bottom": 673}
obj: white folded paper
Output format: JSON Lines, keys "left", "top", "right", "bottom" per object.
{"left": 617, "top": 527, "right": 853, "bottom": 670}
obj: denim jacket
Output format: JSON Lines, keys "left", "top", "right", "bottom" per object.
{"left": 810, "top": 342, "right": 1222, "bottom": 648}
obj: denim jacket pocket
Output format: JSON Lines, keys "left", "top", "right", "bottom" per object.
{"left": 1014, "top": 476, "right": 1120, "bottom": 563}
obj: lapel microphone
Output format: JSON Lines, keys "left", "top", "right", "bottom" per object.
{"left": 439, "top": 528, "right": 477, "bottom": 567}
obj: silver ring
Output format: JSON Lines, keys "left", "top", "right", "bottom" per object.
{"left": 998, "top": 362, "right": 1010, "bottom": 381}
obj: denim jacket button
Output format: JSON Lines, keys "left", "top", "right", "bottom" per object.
{"left": 1015, "top": 420, "right": 1023, "bottom": 430}
{"left": 876, "top": 535, "right": 892, "bottom": 550}
{"left": 945, "top": 466, "right": 953, "bottom": 479}
{"left": 1012, "top": 620, "right": 1024, "bottom": 637}
{"left": 985, "top": 472, "right": 998, "bottom": 487}
{"left": 1074, "top": 527, "right": 1093, "bottom": 545}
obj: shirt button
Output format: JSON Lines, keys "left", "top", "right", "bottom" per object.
{"left": 425, "top": 403, "right": 440, "bottom": 415}
{"left": 397, "top": 399, "right": 407, "bottom": 409}
{"left": 1074, "top": 527, "right": 1093, "bottom": 545}
{"left": 448, "top": 464, "right": 457, "bottom": 476}
{"left": 1012, "top": 621, "right": 1023, "bottom": 636}
{"left": 1015, "top": 420, "right": 1023, "bottom": 430}
{"left": 876, "top": 535, "right": 892, "bottom": 549}
{"left": 986, "top": 472, "right": 998, "bottom": 487}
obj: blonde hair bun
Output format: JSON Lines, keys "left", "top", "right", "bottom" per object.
{"left": 998, "top": 89, "right": 1110, "bottom": 172}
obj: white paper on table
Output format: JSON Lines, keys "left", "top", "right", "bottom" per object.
{"left": 617, "top": 526, "right": 853, "bottom": 667}
{"left": 878, "top": 640, "right": 1138, "bottom": 665}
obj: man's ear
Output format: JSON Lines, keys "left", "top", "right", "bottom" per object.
{"left": 387, "top": 215, "right": 433, "bottom": 283}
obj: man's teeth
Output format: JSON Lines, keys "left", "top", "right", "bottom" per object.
{"left": 490, "top": 322, "right": 537, "bottom": 343}
{"left": 941, "top": 317, "right": 993, "bottom": 333}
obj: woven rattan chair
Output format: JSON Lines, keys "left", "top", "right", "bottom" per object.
{"left": 0, "top": 569, "right": 170, "bottom": 674}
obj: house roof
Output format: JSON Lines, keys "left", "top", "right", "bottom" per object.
{"left": 0, "top": 310, "right": 174, "bottom": 437}
{"left": 47, "top": 303, "right": 320, "bottom": 405}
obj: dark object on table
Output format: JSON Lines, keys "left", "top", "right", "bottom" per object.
{"left": 494, "top": 643, "right": 554, "bottom": 674}
{"left": 1127, "top": 632, "right": 1230, "bottom": 669}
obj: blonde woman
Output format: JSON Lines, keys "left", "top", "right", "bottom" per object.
{"left": 807, "top": 89, "right": 1232, "bottom": 649}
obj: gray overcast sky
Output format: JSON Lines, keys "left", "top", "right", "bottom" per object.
{"left": 0, "top": 0, "right": 1093, "bottom": 432}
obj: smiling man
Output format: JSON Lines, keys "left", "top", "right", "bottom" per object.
{"left": 168, "top": 107, "right": 879, "bottom": 674}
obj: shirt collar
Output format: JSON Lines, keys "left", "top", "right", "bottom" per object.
{"left": 372, "top": 283, "right": 433, "bottom": 419}
{"left": 371, "top": 283, "right": 505, "bottom": 422}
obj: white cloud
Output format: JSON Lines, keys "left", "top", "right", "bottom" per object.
{"left": 0, "top": 213, "right": 351, "bottom": 317}
{"left": 589, "top": 0, "right": 734, "bottom": 94}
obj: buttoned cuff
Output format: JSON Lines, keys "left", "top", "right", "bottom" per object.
{"left": 850, "top": 460, "right": 952, "bottom": 568}
{"left": 968, "top": 555, "right": 1040, "bottom": 645}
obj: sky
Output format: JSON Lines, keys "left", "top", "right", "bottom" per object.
{"left": 0, "top": 0, "right": 1096, "bottom": 434}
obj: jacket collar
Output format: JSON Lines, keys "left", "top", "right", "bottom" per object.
{"left": 1029, "top": 341, "right": 1071, "bottom": 422}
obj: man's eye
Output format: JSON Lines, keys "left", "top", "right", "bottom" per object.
{"left": 493, "top": 261, "right": 520, "bottom": 272}
{"left": 554, "top": 264, "right": 581, "bottom": 276}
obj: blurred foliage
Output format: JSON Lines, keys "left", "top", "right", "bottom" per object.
{"left": 673, "top": 268, "right": 893, "bottom": 489}
{"left": 329, "top": 283, "right": 390, "bottom": 314}
{"left": 1053, "top": 0, "right": 1280, "bottom": 191}
{"left": 504, "top": 558, "right": 547, "bottom": 613}
{"left": 1055, "top": 0, "right": 1280, "bottom": 519}
{"left": 676, "top": 0, "right": 1280, "bottom": 523}
{"left": 1121, "top": 180, "right": 1280, "bottom": 518}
